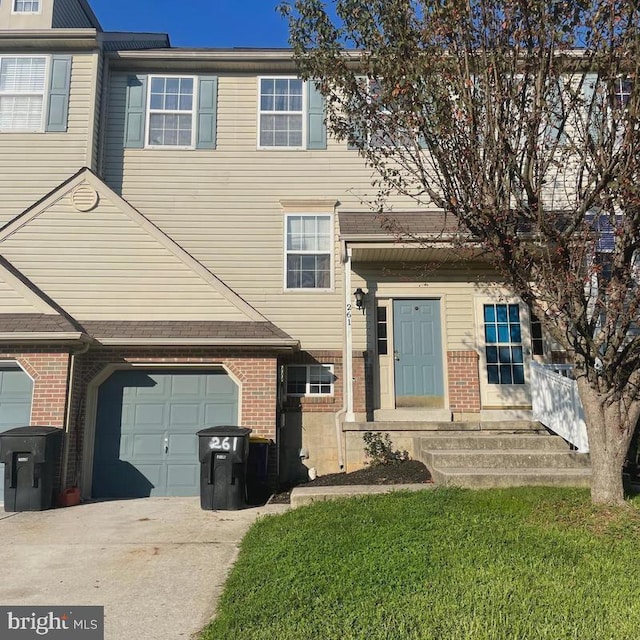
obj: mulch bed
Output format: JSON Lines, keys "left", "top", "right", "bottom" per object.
{"left": 269, "top": 460, "right": 432, "bottom": 505}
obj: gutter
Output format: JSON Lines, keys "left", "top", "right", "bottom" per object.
{"left": 95, "top": 337, "right": 300, "bottom": 348}
{"left": 0, "top": 332, "right": 86, "bottom": 342}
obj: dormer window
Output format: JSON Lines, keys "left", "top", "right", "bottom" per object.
{"left": 13, "top": 0, "right": 40, "bottom": 13}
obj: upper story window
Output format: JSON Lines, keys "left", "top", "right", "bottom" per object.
{"left": 147, "top": 76, "right": 196, "bottom": 148}
{"left": 285, "top": 214, "right": 332, "bottom": 290}
{"left": 0, "top": 55, "right": 70, "bottom": 134}
{"left": 613, "top": 76, "right": 632, "bottom": 109}
{"left": 0, "top": 56, "right": 47, "bottom": 132}
{"left": 259, "top": 77, "right": 304, "bottom": 148}
{"left": 124, "top": 74, "right": 218, "bottom": 150}
{"left": 13, "top": 0, "right": 40, "bottom": 12}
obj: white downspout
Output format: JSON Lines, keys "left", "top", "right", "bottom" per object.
{"left": 344, "top": 246, "right": 355, "bottom": 422}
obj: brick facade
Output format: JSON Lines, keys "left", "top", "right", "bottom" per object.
{"left": 447, "top": 350, "right": 481, "bottom": 413}
{"left": 0, "top": 348, "right": 71, "bottom": 427}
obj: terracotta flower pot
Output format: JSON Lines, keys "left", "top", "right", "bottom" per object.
{"left": 57, "top": 487, "right": 81, "bottom": 507}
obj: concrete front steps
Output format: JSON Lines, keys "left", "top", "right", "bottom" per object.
{"left": 414, "top": 428, "right": 591, "bottom": 489}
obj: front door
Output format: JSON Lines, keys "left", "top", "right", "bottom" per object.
{"left": 393, "top": 299, "right": 444, "bottom": 408}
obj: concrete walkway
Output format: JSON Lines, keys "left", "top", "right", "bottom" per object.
{"left": 0, "top": 498, "right": 288, "bottom": 640}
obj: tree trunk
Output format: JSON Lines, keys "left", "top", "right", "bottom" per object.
{"left": 577, "top": 377, "right": 638, "bottom": 505}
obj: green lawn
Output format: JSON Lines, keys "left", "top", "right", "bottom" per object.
{"left": 201, "top": 487, "right": 640, "bottom": 640}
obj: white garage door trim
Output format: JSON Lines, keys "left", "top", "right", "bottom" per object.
{"left": 81, "top": 362, "right": 242, "bottom": 499}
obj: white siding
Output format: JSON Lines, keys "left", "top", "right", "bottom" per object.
{"left": 0, "top": 191, "right": 254, "bottom": 321}
{"left": 0, "top": 53, "right": 97, "bottom": 226}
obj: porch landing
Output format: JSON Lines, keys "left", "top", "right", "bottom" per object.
{"left": 344, "top": 421, "right": 591, "bottom": 489}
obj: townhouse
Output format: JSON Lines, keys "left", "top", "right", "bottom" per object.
{"left": 0, "top": 0, "right": 547, "bottom": 500}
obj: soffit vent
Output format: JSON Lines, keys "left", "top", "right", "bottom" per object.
{"left": 70, "top": 184, "right": 99, "bottom": 212}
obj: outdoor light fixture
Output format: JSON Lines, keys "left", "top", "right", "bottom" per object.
{"left": 353, "top": 287, "right": 366, "bottom": 313}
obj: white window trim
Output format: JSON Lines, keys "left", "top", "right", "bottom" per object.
{"left": 283, "top": 212, "right": 334, "bottom": 292}
{"left": 0, "top": 55, "right": 50, "bottom": 133}
{"left": 286, "top": 364, "right": 335, "bottom": 397}
{"left": 145, "top": 74, "right": 198, "bottom": 150}
{"left": 12, "top": 0, "right": 41, "bottom": 14}
{"left": 257, "top": 76, "right": 307, "bottom": 151}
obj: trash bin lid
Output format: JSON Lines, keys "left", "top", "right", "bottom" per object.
{"left": 197, "top": 426, "right": 252, "bottom": 438}
{"left": 0, "top": 426, "right": 62, "bottom": 438}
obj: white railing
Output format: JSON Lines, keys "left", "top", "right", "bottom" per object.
{"left": 530, "top": 361, "right": 589, "bottom": 453}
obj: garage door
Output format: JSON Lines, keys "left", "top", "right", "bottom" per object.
{"left": 0, "top": 366, "right": 34, "bottom": 503}
{"left": 92, "top": 369, "right": 238, "bottom": 499}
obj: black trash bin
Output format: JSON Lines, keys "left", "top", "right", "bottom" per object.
{"left": 247, "top": 437, "right": 272, "bottom": 505}
{"left": 0, "top": 426, "right": 64, "bottom": 512}
{"left": 197, "top": 426, "right": 251, "bottom": 510}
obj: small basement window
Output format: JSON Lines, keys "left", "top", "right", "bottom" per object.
{"left": 286, "top": 364, "right": 335, "bottom": 397}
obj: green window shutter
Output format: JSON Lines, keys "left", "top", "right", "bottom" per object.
{"left": 196, "top": 76, "right": 218, "bottom": 149}
{"left": 306, "top": 81, "right": 326, "bottom": 150}
{"left": 124, "top": 75, "right": 148, "bottom": 149}
{"left": 45, "top": 55, "right": 71, "bottom": 132}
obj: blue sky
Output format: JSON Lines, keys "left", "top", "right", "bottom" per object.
{"left": 90, "top": 0, "right": 292, "bottom": 48}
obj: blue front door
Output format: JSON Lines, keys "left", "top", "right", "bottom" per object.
{"left": 92, "top": 369, "right": 238, "bottom": 499}
{"left": 393, "top": 299, "right": 444, "bottom": 408}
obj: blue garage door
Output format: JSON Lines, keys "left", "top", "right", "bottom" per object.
{"left": 92, "top": 369, "right": 238, "bottom": 499}
{"left": 0, "top": 366, "right": 34, "bottom": 503}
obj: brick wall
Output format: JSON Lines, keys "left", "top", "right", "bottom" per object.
{"left": 76, "top": 348, "right": 279, "bottom": 437}
{"left": 0, "top": 347, "right": 72, "bottom": 493}
{"left": 0, "top": 348, "right": 71, "bottom": 427}
{"left": 447, "top": 350, "right": 481, "bottom": 413}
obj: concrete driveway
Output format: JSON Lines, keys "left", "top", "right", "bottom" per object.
{"left": 0, "top": 498, "right": 288, "bottom": 639}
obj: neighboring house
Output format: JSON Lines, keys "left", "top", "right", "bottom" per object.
{"left": 0, "top": 0, "right": 560, "bottom": 501}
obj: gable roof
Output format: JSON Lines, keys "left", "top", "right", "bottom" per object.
{"left": 0, "top": 169, "right": 298, "bottom": 348}
{"left": 0, "top": 168, "right": 267, "bottom": 323}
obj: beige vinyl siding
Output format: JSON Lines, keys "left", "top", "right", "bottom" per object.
{"left": 352, "top": 266, "right": 502, "bottom": 352}
{"left": 0, "top": 53, "right": 97, "bottom": 226}
{"left": 0, "top": 274, "right": 45, "bottom": 314}
{"left": 103, "top": 73, "right": 425, "bottom": 349}
{"left": 0, "top": 191, "right": 254, "bottom": 321}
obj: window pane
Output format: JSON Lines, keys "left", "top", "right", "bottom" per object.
{"left": 497, "top": 324, "right": 510, "bottom": 343}
{"left": 484, "top": 305, "right": 495, "bottom": 323}
{"left": 0, "top": 57, "right": 46, "bottom": 92}
{"left": 498, "top": 346, "right": 512, "bottom": 363}
{"left": 487, "top": 365, "right": 500, "bottom": 384}
{"left": 496, "top": 305, "right": 508, "bottom": 322}
{"left": 486, "top": 346, "right": 498, "bottom": 364}
{"left": 0, "top": 95, "right": 43, "bottom": 130}
{"left": 510, "top": 324, "right": 522, "bottom": 343}
{"left": 500, "top": 365, "right": 513, "bottom": 385}
{"left": 286, "top": 366, "right": 307, "bottom": 395}
{"left": 512, "top": 347, "right": 524, "bottom": 364}
{"left": 485, "top": 325, "right": 497, "bottom": 343}
{"left": 508, "top": 304, "right": 520, "bottom": 322}
{"left": 513, "top": 365, "right": 525, "bottom": 384}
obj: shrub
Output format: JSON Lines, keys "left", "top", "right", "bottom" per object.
{"left": 362, "top": 431, "right": 409, "bottom": 466}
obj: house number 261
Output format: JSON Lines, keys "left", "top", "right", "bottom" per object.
{"left": 208, "top": 437, "right": 237, "bottom": 452}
